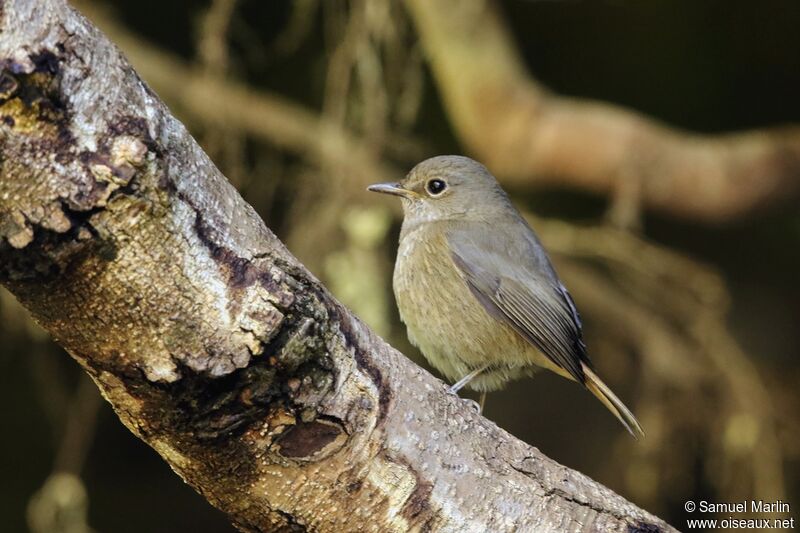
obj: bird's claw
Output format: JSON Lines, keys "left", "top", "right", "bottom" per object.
{"left": 446, "top": 386, "right": 481, "bottom": 413}
{"left": 462, "top": 398, "right": 481, "bottom": 413}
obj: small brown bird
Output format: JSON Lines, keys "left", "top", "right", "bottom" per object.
{"left": 368, "top": 155, "right": 643, "bottom": 438}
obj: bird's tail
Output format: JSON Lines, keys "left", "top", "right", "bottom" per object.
{"left": 582, "top": 363, "right": 644, "bottom": 440}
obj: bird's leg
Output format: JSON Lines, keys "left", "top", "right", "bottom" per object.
{"left": 447, "top": 365, "right": 490, "bottom": 413}
{"left": 448, "top": 365, "right": 489, "bottom": 394}
{"left": 479, "top": 391, "right": 487, "bottom": 413}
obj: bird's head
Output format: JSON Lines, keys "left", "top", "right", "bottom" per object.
{"left": 367, "top": 155, "right": 512, "bottom": 224}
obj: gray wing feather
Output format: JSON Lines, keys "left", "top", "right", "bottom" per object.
{"left": 448, "top": 223, "right": 588, "bottom": 382}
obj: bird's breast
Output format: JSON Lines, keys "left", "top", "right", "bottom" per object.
{"left": 392, "top": 225, "right": 532, "bottom": 386}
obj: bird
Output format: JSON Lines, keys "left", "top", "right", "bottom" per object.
{"left": 367, "top": 155, "right": 644, "bottom": 438}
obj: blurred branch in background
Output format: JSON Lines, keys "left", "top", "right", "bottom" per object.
{"left": 534, "top": 217, "right": 786, "bottom": 511}
{"left": 72, "top": 1, "right": 398, "bottom": 188}
{"left": 194, "top": 0, "right": 249, "bottom": 189}
{"left": 26, "top": 375, "right": 101, "bottom": 533}
{"left": 27, "top": 473, "right": 94, "bottom": 533}
{"left": 287, "top": 0, "right": 414, "bottom": 272}
{"left": 405, "top": 0, "right": 800, "bottom": 224}
{"left": 30, "top": 336, "right": 102, "bottom": 533}
{"left": 2, "top": 289, "right": 102, "bottom": 533}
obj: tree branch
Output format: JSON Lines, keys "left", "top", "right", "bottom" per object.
{"left": 405, "top": 0, "right": 800, "bottom": 223}
{"left": 0, "top": 1, "right": 672, "bottom": 531}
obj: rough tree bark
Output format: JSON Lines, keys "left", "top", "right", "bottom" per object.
{"left": 0, "top": 1, "right": 673, "bottom": 531}
{"left": 405, "top": 0, "right": 800, "bottom": 223}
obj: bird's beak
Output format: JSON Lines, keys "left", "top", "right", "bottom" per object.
{"left": 367, "top": 182, "right": 415, "bottom": 199}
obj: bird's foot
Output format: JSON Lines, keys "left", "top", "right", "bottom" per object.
{"left": 462, "top": 398, "right": 482, "bottom": 413}
{"left": 446, "top": 386, "right": 482, "bottom": 413}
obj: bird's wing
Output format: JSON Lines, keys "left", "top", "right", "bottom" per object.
{"left": 447, "top": 223, "right": 588, "bottom": 383}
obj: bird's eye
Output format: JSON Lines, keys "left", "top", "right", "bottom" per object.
{"left": 426, "top": 179, "right": 447, "bottom": 196}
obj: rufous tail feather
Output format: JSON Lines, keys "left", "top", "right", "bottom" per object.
{"left": 583, "top": 363, "right": 644, "bottom": 439}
